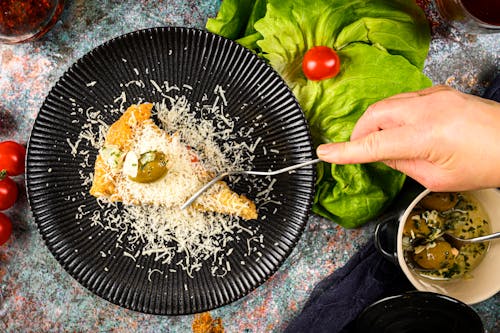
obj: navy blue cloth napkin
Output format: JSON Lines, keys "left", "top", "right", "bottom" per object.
{"left": 484, "top": 74, "right": 500, "bottom": 102}
{"left": 285, "top": 76, "right": 500, "bottom": 333}
{"left": 284, "top": 239, "right": 412, "bottom": 333}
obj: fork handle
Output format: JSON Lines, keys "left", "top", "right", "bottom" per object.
{"left": 244, "top": 158, "right": 321, "bottom": 176}
{"left": 461, "top": 231, "right": 500, "bottom": 243}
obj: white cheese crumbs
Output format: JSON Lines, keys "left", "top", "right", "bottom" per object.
{"left": 74, "top": 82, "right": 283, "bottom": 278}
{"left": 123, "top": 251, "right": 136, "bottom": 261}
{"left": 67, "top": 138, "right": 82, "bottom": 157}
{"left": 147, "top": 268, "right": 163, "bottom": 282}
{"left": 163, "top": 81, "right": 180, "bottom": 93}
{"left": 86, "top": 81, "right": 97, "bottom": 87}
{"left": 125, "top": 80, "right": 145, "bottom": 88}
{"left": 113, "top": 91, "right": 127, "bottom": 111}
{"left": 150, "top": 79, "right": 164, "bottom": 95}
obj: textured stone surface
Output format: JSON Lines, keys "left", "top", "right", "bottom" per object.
{"left": 0, "top": 0, "right": 498, "bottom": 332}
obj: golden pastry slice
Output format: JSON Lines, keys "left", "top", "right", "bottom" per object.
{"left": 90, "top": 103, "right": 153, "bottom": 198}
{"left": 90, "top": 103, "right": 257, "bottom": 220}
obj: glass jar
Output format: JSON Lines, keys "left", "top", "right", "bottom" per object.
{"left": 435, "top": 0, "right": 500, "bottom": 34}
{"left": 0, "top": 0, "right": 65, "bottom": 44}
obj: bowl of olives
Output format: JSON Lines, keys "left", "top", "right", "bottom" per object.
{"left": 375, "top": 184, "right": 500, "bottom": 305}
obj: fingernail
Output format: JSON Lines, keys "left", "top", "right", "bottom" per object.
{"left": 316, "top": 144, "right": 330, "bottom": 157}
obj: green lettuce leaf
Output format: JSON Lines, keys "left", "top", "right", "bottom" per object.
{"left": 206, "top": 0, "right": 267, "bottom": 49}
{"left": 207, "top": 0, "right": 432, "bottom": 228}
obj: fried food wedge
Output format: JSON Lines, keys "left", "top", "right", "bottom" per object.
{"left": 90, "top": 103, "right": 257, "bottom": 220}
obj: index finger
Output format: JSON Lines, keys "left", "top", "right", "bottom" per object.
{"left": 317, "top": 124, "right": 426, "bottom": 165}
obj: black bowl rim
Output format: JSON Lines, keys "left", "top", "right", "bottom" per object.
{"left": 356, "top": 291, "right": 484, "bottom": 332}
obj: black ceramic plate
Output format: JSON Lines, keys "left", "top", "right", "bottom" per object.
{"left": 26, "top": 27, "right": 315, "bottom": 315}
{"left": 355, "top": 291, "right": 484, "bottom": 333}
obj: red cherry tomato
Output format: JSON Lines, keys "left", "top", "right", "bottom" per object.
{"left": 0, "top": 141, "right": 26, "bottom": 176}
{"left": 0, "top": 172, "right": 18, "bottom": 210}
{"left": 0, "top": 212, "right": 12, "bottom": 245}
{"left": 302, "top": 46, "right": 341, "bottom": 81}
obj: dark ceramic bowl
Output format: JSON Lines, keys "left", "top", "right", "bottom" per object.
{"left": 355, "top": 291, "right": 484, "bottom": 333}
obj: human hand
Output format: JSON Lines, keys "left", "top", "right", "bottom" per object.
{"left": 316, "top": 85, "right": 500, "bottom": 191}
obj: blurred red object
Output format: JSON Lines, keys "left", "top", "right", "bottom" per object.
{"left": 0, "top": 0, "right": 65, "bottom": 44}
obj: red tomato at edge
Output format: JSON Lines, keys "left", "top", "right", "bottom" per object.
{"left": 0, "top": 212, "right": 12, "bottom": 245}
{"left": 302, "top": 46, "right": 341, "bottom": 81}
{"left": 0, "top": 141, "right": 26, "bottom": 176}
{"left": 0, "top": 175, "right": 18, "bottom": 210}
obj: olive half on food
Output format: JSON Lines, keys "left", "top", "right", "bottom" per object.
{"left": 123, "top": 151, "right": 168, "bottom": 183}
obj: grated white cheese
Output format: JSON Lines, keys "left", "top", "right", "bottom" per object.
{"left": 147, "top": 268, "right": 163, "bottom": 282}
{"left": 74, "top": 82, "right": 283, "bottom": 278}
{"left": 67, "top": 137, "right": 82, "bottom": 157}
{"left": 113, "top": 91, "right": 127, "bottom": 112}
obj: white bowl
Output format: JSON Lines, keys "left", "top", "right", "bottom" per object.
{"left": 396, "top": 188, "right": 500, "bottom": 305}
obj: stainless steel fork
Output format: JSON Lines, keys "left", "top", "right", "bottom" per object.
{"left": 181, "top": 158, "right": 320, "bottom": 210}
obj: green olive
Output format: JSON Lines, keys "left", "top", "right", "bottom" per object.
{"left": 419, "top": 192, "right": 459, "bottom": 211}
{"left": 413, "top": 241, "right": 457, "bottom": 270}
{"left": 129, "top": 151, "right": 167, "bottom": 183}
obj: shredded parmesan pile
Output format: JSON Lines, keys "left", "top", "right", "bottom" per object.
{"left": 69, "top": 79, "right": 280, "bottom": 277}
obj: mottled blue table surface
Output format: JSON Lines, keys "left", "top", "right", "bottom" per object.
{"left": 0, "top": 1, "right": 498, "bottom": 332}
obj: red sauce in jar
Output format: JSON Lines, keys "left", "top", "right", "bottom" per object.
{"left": 0, "top": 0, "right": 65, "bottom": 44}
{"left": 461, "top": 0, "right": 500, "bottom": 26}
